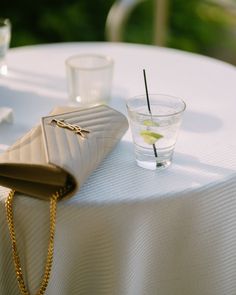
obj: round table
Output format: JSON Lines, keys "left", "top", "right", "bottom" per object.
{"left": 1, "top": 42, "right": 236, "bottom": 295}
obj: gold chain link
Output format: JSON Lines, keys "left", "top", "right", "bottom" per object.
{"left": 5, "top": 190, "right": 59, "bottom": 295}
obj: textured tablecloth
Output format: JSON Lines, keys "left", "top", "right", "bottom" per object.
{"left": 1, "top": 42, "right": 236, "bottom": 295}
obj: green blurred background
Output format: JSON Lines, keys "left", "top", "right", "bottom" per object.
{"left": 1, "top": 0, "right": 236, "bottom": 65}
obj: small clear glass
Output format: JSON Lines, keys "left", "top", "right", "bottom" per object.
{"left": 126, "top": 94, "right": 186, "bottom": 170}
{"left": 66, "top": 54, "right": 114, "bottom": 106}
{"left": 0, "top": 18, "right": 11, "bottom": 75}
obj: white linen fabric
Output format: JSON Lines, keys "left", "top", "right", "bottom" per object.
{"left": 0, "top": 107, "right": 13, "bottom": 124}
{"left": 0, "top": 43, "right": 236, "bottom": 295}
{"left": 1, "top": 173, "right": 236, "bottom": 295}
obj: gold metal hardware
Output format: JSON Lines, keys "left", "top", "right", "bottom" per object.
{"left": 51, "top": 119, "right": 90, "bottom": 138}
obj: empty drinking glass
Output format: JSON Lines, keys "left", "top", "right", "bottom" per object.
{"left": 0, "top": 18, "right": 11, "bottom": 75}
{"left": 66, "top": 54, "right": 114, "bottom": 106}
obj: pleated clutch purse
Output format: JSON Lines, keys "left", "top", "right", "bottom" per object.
{"left": 0, "top": 104, "right": 128, "bottom": 295}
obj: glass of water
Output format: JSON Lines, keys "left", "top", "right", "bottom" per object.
{"left": 0, "top": 18, "right": 11, "bottom": 75}
{"left": 126, "top": 94, "right": 186, "bottom": 170}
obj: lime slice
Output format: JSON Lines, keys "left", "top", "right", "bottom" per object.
{"left": 143, "top": 120, "right": 159, "bottom": 127}
{"left": 140, "top": 130, "right": 163, "bottom": 145}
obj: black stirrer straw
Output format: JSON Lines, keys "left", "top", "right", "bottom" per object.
{"left": 143, "top": 69, "right": 158, "bottom": 159}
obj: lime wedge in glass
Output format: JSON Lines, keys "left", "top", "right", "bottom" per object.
{"left": 142, "top": 120, "right": 159, "bottom": 127}
{"left": 140, "top": 130, "right": 163, "bottom": 145}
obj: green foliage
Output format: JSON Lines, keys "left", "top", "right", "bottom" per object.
{"left": 122, "top": 0, "right": 236, "bottom": 63}
{"left": 122, "top": 1, "right": 155, "bottom": 44}
{"left": 168, "top": 0, "right": 229, "bottom": 54}
{"left": 2, "top": 0, "right": 114, "bottom": 47}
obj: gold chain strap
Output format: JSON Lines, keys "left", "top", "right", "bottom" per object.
{"left": 5, "top": 190, "right": 59, "bottom": 295}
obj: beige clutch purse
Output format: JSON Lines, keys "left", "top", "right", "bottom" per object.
{"left": 1, "top": 105, "right": 128, "bottom": 295}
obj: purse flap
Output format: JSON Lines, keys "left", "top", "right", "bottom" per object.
{"left": 0, "top": 117, "right": 69, "bottom": 199}
{"left": 41, "top": 105, "right": 128, "bottom": 196}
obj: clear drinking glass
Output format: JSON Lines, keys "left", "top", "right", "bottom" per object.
{"left": 126, "top": 94, "right": 186, "bottom": 170}
{"left": 0, "top": 18, "right": 11, "bottom": 75}
{"left": 66, "top": 54, "right": 114, "bottom": 106}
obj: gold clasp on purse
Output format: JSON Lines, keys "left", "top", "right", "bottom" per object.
{"left": 51, "top": 119, "right": 90, "bottom": 138}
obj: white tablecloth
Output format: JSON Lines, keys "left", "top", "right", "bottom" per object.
{"left": 1, "top": 42, "right": 236, "bottom": 295}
